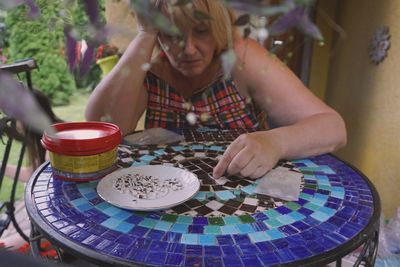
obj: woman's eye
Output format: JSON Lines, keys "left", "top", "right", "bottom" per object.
{"left": 193, "top": 27, "right": 209, "bottom": 35}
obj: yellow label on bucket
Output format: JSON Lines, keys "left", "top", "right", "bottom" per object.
{"left": 49, "top": 148, "right": 117, "bottom": 173}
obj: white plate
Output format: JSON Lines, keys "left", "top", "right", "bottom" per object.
{"left": 97, "top": 165, "right": 200, "bottom": 211}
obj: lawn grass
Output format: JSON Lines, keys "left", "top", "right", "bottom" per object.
{"left": 0, "top": 91, "right": 90, "bottom": 202}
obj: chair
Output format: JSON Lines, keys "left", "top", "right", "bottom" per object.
{"left": 0, "top": 58, "right": 38, "bottom": 241}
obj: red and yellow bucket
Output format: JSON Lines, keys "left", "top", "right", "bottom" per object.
{"left": 41, "top": 122, "right": 121, "bottom": 182}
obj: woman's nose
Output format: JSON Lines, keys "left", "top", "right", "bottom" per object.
{"left": 182, "top": 34, "right": 196, "bottom": 55}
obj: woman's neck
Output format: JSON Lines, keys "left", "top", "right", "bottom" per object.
{"left": 154, "top": 58, "right": 222, "bottom": 99}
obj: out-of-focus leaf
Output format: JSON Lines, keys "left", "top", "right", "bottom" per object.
{"left": 294, "top": 0, "right": 315, "bottom": 6}
{"left": 227, "top": 0, "right": 293, "bottom": 16}
{"left": 221, "top": 49, "right": 236, "bottom": 78}
{"left": 234, "top": 14, "right": 250, "bottom": 26}
{"left": 193, "top": 10, "right": 213, "bottom": 21}
{"left": 175, "top": 0, "right": 192, "bottom": 6}
{"left": 64, "top": 25, "right": 78, "bottom": 72}
{"left": 268, "top": 7, "right": 303, "bottom": 35}
{"left": 0, "top": 72, "right": 55, "bottom": 135}
{"left": 298, "top": 13, "right": 323, "bottom": 40}
{"left": 80, "top": 45, "right": 95, "bottom": 75}
{"left": 0, "top": 0, "right": 25, "bottom": 10}
{"left": 82, "top": 0, "right": 100, "bottom": 26}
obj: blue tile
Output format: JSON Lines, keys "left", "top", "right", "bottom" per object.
{"left": 233, "top": 234, "right": 252, "bottom": 244}
{"left": 149, "top": 240, "right": 168, "bottom": 252}
{"left": 275, "top": 206, "right": 292, "bottom": 215}
{"left": 255, "top": 241, "right": 275, "bottom": 253}
{"left": 258, "top": 252, "right": 281, "bottom": 266}
{"left": 193, "top": 217, "right": 208, "bottom": 225}
{"left": 306, "top": 241, "right": 326, "bottom": 254}
{"left": 165, "top": 253, "right": 184, "bottom": 266}
{"left": 110, "top": 243, "right": 130, "bottom": 258}
{"left": 130, "top": 226, "right": 149, "bottom": 237}
{"left": 238, "top": 243, "right": 259, "bottom": 255}
{"left": 189, "top": 225, "right": 204, "bottom": 234}
{"left": 185, "top": 244, "right": 203, "bottom": 256}
{"left": 290, "top": 246, "right": 313, "bottom": 259}
{"left": 131, "top": 238, "right": 152, "bottom": 250}
{"left": 146, "top": 252, "right": 167, "bottom": 265}
{"left": 202, "top": 246, "right": 221, "bottom": 257}
{"left": 115, "top": 235, "right": 137, "bottom": 246}
{"left": 204, "top": 256, "right": 223, "bottom": 267}
{"left": 184, "top": 256, "right": 203, "bottom": 267}
{"left": 222, "top": 256, "right": 243, "bottom": 267}
{"left": 146, "top": 229, "right": 165, "bottom": 240}
{"left": 217, "top": 235, "right": 235, "bottom": 245}
{"left": 241, "top": 255, "right": 263, "bottom": 267}
{"left": 271, "top": 238, "right": 289, "bottom": 249}
{"left": 221, "top": 245, "right": 239, "bottom": 256}
{"left": 163, "top": 232, "right": 182, "bottom": 243}
{"left": 275, "top": 248, "right": 296, "bottom": 263}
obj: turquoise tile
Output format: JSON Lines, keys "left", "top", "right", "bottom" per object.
{"left": 191, "top": 145, "right": 204, "bottom": 150}
{"left": 288, "top": 211, "right": 306, "bottom": 221}
{"left": 209, "top": 146, "right": 224, "bottom": 151}
{"left": 76, "top": 203, "right": 92, "bottom": 212}
{"left": 303, "top": 174, "right": 316, "bottom": 181}
{"left": 95, "top": 202, "right": 112, "bottom": 211}
{"left": 248, "top": 232, "right": 270, "bottom": 243}
{"left": 70, "top": 198, "right": 88, "bottom": 206}
{"left": 303, "top": 203, "right": 321, "bottom": 211}
{"left": 204, "top": 225, "right": 221, "bottom": 235}
{"left": 84, "top": 192, "right": 98, "bottom": 200}
{"left": 240, "top": 184, "right": 257, "bottom": 195}
{"left": 318, "top": 207, "right": 336, "bottom": 216}
{"left": 299, "top": 192, "right": 313, "bottom": 201}
{"left": 320, "top": 166, "right": 335, "bottom": 174}
{"left": 223, "top": 216, "right": 241, "bottom": 225}
{"left": 331, "top": 187, "right": 345, "bottom": 199}
{"left": 138, "top": 218, "right": 158, "bottom": 229}
{"left": 101, "top": 218, "right": 122, "bottom": 229}
{"left": 115, "top": 221, "right": 135, "bottom": 233}
{"left": 318, "top": 185, "right": 332, "bottom": 191}
{"left": 154, "top": 149, "right": 166, "bottom": 155}
{"left": 199, "top": 235, "right": 217, "bottom": 245}
{"left": 154, "top": 221, "right": 173, "bottom": 231}
{"left": 78, "top": 187, "right": 95, "bottom": 194}
{"left": 311, "top": 211, "right": 331, "bottom": 222}
{"left": 194, "top": 191, "right": 207, "bottom": 201}
{"left": 263, "top": 209, "right": 280, "bottom": 218}
{"left": 264, "top": 218, "right": 284, "bottom": 228}
{"left": 292, "top": 159, "right": 318, "bottom": 167}
{"left": 266, "top": 229, "right": 286, "bottom": 240}
{"left": 181, "top": 234, "right": 199, "bottom": 245}
{"left": 220, "top": 225, "right": 238, "bottom": 234}
{"left": 236, "top": 224, "right": 255, "bottom": 234}
{"left": 176, "top": 216, "right": 193, "bottom": 224}
{"left": 103, "top": 206, "right": 122, "bottom": 216}
{"left": 171, "top": 223, "right": 189, "bottom": 233}
{"left": 114, "top": 211, "right": 132, "bottom": 221}
{"left": 140, "top": 155, "right": 156, "bottom": 162}
{"left": 132, "top": 161, "right": 147, "bottom": 166}
{"left": 171, "top": 146, "right": 186, "bottom": 152}
{"left": 215, "top": 190, "right": 236, "bottom": 201}
{"left": 276, "top": 215, "right": 296, "bottom": 225}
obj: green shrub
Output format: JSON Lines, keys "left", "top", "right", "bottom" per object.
{"left": 5, "top": 0, "right": 76, "bottom": 105}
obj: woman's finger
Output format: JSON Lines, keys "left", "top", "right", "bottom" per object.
{"left": 213, "top": 138, "right": 245, "bottom": 178}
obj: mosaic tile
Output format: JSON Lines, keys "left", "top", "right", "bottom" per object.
{"left": 29, "top": 129, "right": 379, "bottom": 266}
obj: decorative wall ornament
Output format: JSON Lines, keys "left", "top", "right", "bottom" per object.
{"left": 369, "top": 26, "right": 391, "bottom": 64}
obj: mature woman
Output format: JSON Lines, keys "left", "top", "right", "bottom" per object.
{"left": 85, "top": 0, "right": 346, "bottom": 179}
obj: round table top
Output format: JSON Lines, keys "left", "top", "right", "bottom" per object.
{"left": 26, "top": 128, "right": 380, "bottom": 267}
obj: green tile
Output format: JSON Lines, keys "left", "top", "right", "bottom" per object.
{"left": 208, "top": 217, "right": 225, "bottom": 226}
{"left": 176, "top": 215, "right": 193, "bottom": 224}
{"left": 223, "top": 216, "right": 241, "bottom": 225}
{"left": 204, "top": 225, "right": 222, "bottom": 235}
{"left": 304, "top": 184, "right": 317, "bottom": 190}
{"left": 285, "top": 202, "right": 301, "bottom": 211}
{"left": 263, "top": 209, "right": 280, "bottom": 218}
{"left": 304, "top": 202, "right": 320, "bottom": 211}
{"left": 238, "top": 215, "right": 255, "bottom": 223}
{"left": 138, "top": 218, "right": 158, "bottom": 228}
{"left": 264, "top": 218, "right": 284, "bottom": 228}
{"left": 162, "top": 214, "right": 178, "bottom": 222}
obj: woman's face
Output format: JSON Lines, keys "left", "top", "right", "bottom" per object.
{"left": 158, "top": 22, "right": 217, "bottom": 78}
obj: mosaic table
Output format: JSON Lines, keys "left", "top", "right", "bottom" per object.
{"left": 26, "top": 128, "right": 380, "bottom": 266}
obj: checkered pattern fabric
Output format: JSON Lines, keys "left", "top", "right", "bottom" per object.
{"left": 144, "top": 72, "right": 259, "bottom": 130}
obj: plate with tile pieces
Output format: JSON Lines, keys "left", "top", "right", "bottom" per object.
{"left": 97, "top": 165, "right": 200, "bottom": 211}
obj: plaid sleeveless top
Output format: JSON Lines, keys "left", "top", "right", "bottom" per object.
{"left": 144, "top": 71, "right": 259, "bottom": 130}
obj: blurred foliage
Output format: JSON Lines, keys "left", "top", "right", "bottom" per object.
{"left": 5, "top": 0, "right": 75, "bottom": 105}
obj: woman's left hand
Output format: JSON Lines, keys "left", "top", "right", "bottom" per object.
{"left": 213, "top": 131, "right": 283, "bottom": 179}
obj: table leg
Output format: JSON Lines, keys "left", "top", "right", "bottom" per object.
{"left": 29, "top": 223, "right": 63, "bottom": 262}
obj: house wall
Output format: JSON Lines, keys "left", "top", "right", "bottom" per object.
{"left": 324, "top": 0, "right": 400, "bottom": 218}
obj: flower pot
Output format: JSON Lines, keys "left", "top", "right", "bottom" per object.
{"left": 96, "top": 55, "right": 119, "bottom": 76}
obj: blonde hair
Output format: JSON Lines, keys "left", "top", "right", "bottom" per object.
{"left": 160, "top": 0, "right": 237, "bottom": 55}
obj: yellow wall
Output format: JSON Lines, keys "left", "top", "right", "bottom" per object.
{"left": 324, "top": 0, "right": 400, "bottom": 218}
